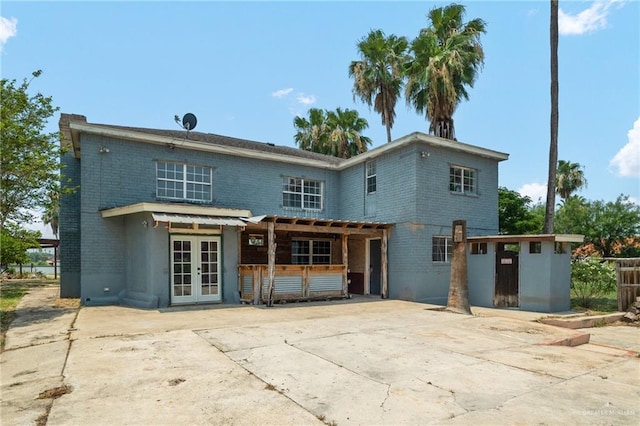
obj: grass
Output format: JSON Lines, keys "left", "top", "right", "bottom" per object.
{"left": 571, "top": 289, "right": 618, "bottom": 314}
{"left": 0, "top": 279, "right": 57, "bottom": 351}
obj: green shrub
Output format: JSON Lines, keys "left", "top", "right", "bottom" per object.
{"left": 571, "top": 257, "right": 616, "bottom": 308}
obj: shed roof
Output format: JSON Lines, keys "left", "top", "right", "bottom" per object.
{"left": 467, "top": 234, "right": 584, "bottom": 243}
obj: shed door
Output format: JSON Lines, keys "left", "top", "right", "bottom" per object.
{"left": 171, "top": 236, "right": 221, "bottom": 304}
{"left": 494, "top": 249, "right": 519, "bottom": 307}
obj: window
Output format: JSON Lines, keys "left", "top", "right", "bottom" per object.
{"left": 432, "top": 236, "right": 452, "bottom": 262}
{"left": 282, "top": 177, "right": 323, "bottom": 210}
{"left": 366, "top": 161, "right": 377, "bottom": 194}
{"left": 554, "top": 242, "right": 566, "bottom": 254}
{"left": 291, "top": 239, "right": 331, "bottom": 265}
{"left": 449, "top": 165, "right": 476, "bottom": 194}
{"left": 470, "top": 242, "right": 488, "bottom": 255}
{"left": 157, "top": 161, "right": 212, "bottom": 202}
{"left": 529, "top": 242, "right": 542, "bottom": 254}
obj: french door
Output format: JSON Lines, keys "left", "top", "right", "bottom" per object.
{"left": 171, "top": 236, "right": 221, "bottom": 304}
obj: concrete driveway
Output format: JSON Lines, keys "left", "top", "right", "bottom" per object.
{"left": 2, "top": 285, "right": 638, "bottom": 425}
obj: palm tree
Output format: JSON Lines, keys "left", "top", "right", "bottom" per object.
{"left": 349, "top": 29, "right": 409, "bottom": 143}
{"left": 405, "top": 3, "right": 486, "bottom": 140}
{"left": 556, "top": 160, "right": 587, "bottom": 201}
{"left": 294, "top": 108, "right": 371, "bottom": 159}
{"left": 544, "top": 0, "right": 559, "bottom": 233}
{"left": 41, "top": 189, "right": 59, "bottom": 239}
{"left": 293, "top": 108, "right": 329, "bottom": 154}
{"left": 326, "top": 107, "right": 372, "bottom": 158}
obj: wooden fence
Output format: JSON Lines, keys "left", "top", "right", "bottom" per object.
{"left": 238, "top": 264, "right": 347, "bottom": 304}
{"left": 615, "top": 258, "right": 640, "bottom": 311}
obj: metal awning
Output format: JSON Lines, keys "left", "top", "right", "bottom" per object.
{"left": 151, "top": 213, "right": 247, "bottom": 227}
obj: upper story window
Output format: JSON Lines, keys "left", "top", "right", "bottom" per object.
{"left": 366, "top": 161, "right": 377, "bottom": 194}
{"left": 432, "top": 236, "right": 453, "bottom": 263}
{"left": 291, "top": 239, "right": 331, "bottom": 265}
{"left": 282, "top": 177, "right": 323, "bottom": 210}
{"left": 450, "top": 165, "right": 476, "bottom": 194}
{"left": 157, "top": 161, "right": 212, "bottom": 202}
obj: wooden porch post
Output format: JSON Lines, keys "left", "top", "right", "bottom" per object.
{"left": 342, "top": 234, "right": 348, "bottom": 297}
{"left": 267, "top": 221, "right": 276, "bottom": 307}
{"left": 381, "top": 229, "right": 388, "bottom": 299}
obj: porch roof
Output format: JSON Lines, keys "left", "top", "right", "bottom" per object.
{"left": 249, "top": 215, "right": 393, "bottom": 234}
{"left": 100, "top": 202, "right": 252, "bottom": 219}
{"left": 151, "top": 213, "right": 247, "bottom": 227}
{"left": 266, "top": 215, "right": 392, "bottom": 229}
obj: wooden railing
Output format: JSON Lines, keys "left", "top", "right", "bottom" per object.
{"left": 238, "top": 264, "right": 347, "bottom": 303}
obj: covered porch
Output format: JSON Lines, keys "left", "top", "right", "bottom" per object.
{"left": 238, "top": 216, "right": 392, "bottom": 304}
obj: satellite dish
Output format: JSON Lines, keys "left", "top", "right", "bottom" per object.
{"left": 182, "top": 113, "right": 197, "bottom": 131}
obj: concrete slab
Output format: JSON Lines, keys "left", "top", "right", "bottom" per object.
{"left": 2, "top": 286, "right": 639, "bottom": 426}
{"left": 4, "top": 286, "right": 77, "bottom": 350}
{"left": 47, "top": 330, "right": 321, "bottom": 426}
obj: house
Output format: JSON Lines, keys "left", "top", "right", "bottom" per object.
{"left": 58, "top": 113, "right": 509, "bottom": 308}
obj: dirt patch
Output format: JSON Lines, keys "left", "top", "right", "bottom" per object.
{"left": 53, "top": 298, "right": 80, "bottom": 309}
{"left": 37, "top": 384, "right": 73, "bottom": 400}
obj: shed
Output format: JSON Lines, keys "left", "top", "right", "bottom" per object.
{"left": 467, "top": 234, "right": 583, "bottom": 312}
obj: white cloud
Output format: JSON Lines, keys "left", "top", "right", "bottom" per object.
{"left": 0, "top": 16, "right": 17, "bottom": 51}
{"left": 610, "top": 117, "right": 640, "bottom": 177}
{"left": 518, "top": 182, "right": 547, "bottom": 204}
{"left": 296, "top": 93, "right": 316, "bottom": 105}
{"left": 271, "top": 88, "right": 293, "bottom": 98}
{"left": 558, "top": 0, "right": 623, "bottom": 36}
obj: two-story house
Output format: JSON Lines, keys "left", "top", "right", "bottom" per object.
{"left": 58, "top": 114, "right": 508, "bottom": 308}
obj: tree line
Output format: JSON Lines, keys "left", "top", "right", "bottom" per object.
{"left": 294, "top": 3, "right": 486, "bottom": 158}
{"left": 499, "top": 160, "right": 640, "bottom": 258}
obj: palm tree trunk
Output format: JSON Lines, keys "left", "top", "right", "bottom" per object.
{"left": 385, "top": 123, "right": 392, "bottom": 143}
{"left": 544, "top": 0, "right": 559, "bottom": 234}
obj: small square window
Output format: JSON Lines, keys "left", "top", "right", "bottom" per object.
{"left": 529, "top": 242, "right": 542, "bottom": 254}
{"left": 470, "top": 242, "right": 487, "bottom": 255}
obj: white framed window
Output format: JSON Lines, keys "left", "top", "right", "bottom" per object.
{"left": 282, "top": 177, "right": 323, "bottom": 210}
{"left": 366, "top": 161, "right": 377, "bottom": 194}
{"left": 291, "top": 239, "right": 331, "bottom": 265}
{"left": 157, "top": 161, "right": 212, "bottom": 202}
{"left": 432, "top": 236, "right": 452, "bottom": 262}
{"left": 449, "top": 165, "right": 476, "bottom": 194}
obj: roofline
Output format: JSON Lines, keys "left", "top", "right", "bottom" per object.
{"left": 340, "top": 132, "right": 509, "bottom": 167}
{"left": 100, "top": 202, "right": 252, "bottom": 218}
{"left": 68, "top": 121, "right": 509, "bottom": 169}
{"left": 69, "top": 122, "right": 340, "bottom": 170}
{"left": 467, "top": 234, "right": 584, "bottom": 243}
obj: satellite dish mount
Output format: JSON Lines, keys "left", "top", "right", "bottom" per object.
{"left": 174, "top": 113, "right": 198, "bottom": 139}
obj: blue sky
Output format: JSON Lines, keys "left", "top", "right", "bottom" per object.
{"left": 2, "top": 1, "right": 638, "bottom": 238}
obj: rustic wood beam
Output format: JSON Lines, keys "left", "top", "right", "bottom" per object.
{"left": 381, "top": 229, "right": 388, "bottom": 299}
{"left": 267, "top": 221, "right": 276, "bottom": 307}
{"left": 342, "top": 234, "right": 348, "bottom": 297}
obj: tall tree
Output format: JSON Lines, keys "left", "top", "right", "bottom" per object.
{"left": 325, "top": 108, "right": 372, "bottom": 158}
{"left": 349, "top": 29, "right": 409, "bottom": 143}
{"left": 293, "top": 108, "right": 329, "bottom": 154}
{"left": 405, "top": 3, "right": 486, "bottom": 140}
{"left": 293, "top": 107, "right": 371, "bottom": 159}
{"left": 556, "top": 160, "right": 587, "bottom": 201}
{"left": 544, "top": 0, "right": 560, "bottom": 233}
{"left": 498, "top": 187, "right": 543, "bottom": 235}
{"left": 0, "top": 70, "right": 61, "bottom": 230}
{"left": 42, "top": 188, "right": 60, "bottom": 239}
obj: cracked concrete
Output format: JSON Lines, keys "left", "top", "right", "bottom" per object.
{"left": 1, "top": 286, "right": 639, "bottom": 425}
